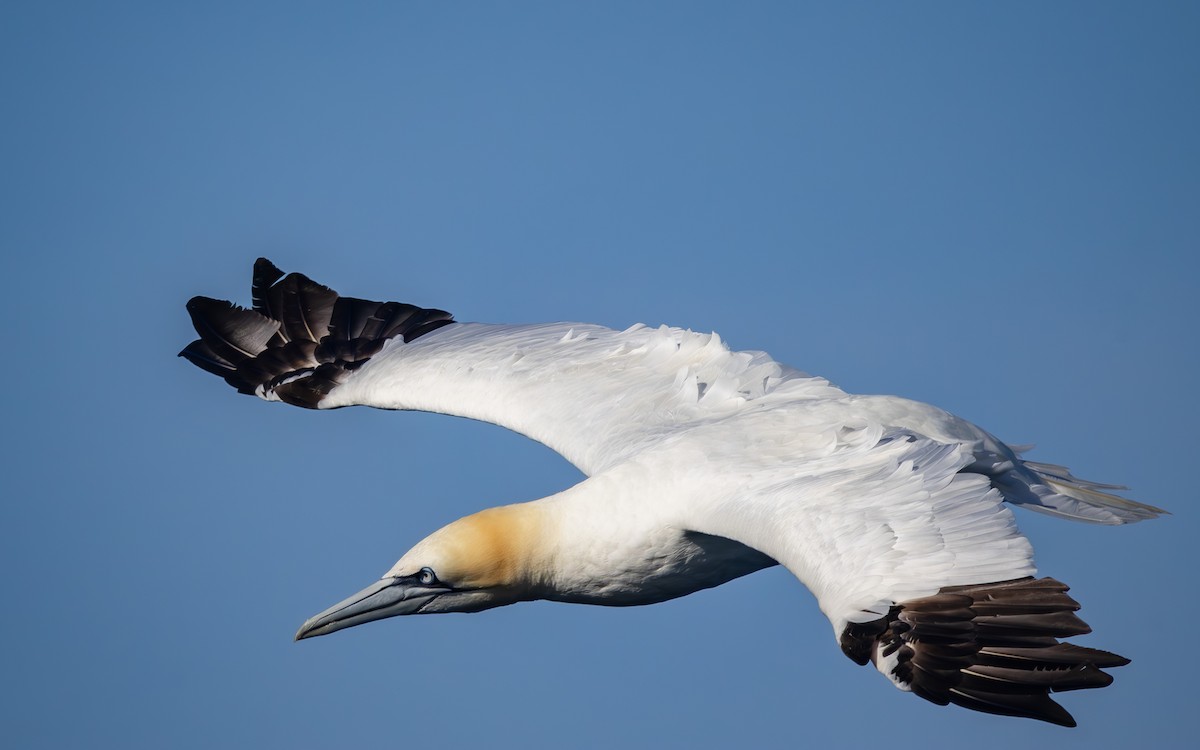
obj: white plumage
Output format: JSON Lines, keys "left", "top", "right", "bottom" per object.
{"left": 181, "top": 259, "right": 1164, "bottom": 727}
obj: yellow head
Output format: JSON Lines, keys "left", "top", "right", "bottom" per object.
{"left": 295, "top": 504, "right": 545, "bottom": 639}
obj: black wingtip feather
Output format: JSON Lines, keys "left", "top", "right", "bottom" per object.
{"left": 251, "top": 258, "right": 285, "bottom": 316}
{"left": 841, "top": 577, "right": 1130, "bottom": 727}
{"left": 182, "top": 260, "right": 456, "bottom": 405}
{"left": 185, "top": 296, "right": 280, "bottom": 365}
{"left": 178, "top": 339, "right": 236, "bottom": 377}
{"left": 277, "top": 272, "right": 338, "bottom": 344}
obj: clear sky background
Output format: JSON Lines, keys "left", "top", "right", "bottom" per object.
{"left": 2, "top": 3, "right": 1197, "bottom": 748}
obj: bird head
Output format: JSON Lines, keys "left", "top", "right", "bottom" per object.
{"left": 294, "top": 504, "right": 542, "bottom": 640}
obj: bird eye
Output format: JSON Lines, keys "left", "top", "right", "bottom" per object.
{"left": 418, "top": 567, "right": 437, "bottom": 585}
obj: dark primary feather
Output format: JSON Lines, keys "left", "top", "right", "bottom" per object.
{"left": 840, "top": 577, "right": 1128, "bottom": 727}
{"left": 251, "top": 257, "right": 286, "bottom": 319}
{"left": 397, "top": 308, "right": 456, "bottom": 342}
{"left": 279, "top": 273, "right": 339, "bottom": 344}
{"left": 180, "top": 259, "right": 455, "bottom": 406}
{"left": 184, "top": 297, "right": 280, "bottom": 364}
{"left": 327, "top": 296, "right": 384, "bottom": 341}
{"left": 178, "top": 339, "right": 236, "bottom": 378}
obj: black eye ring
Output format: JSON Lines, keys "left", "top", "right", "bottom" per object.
{"left": 418, "top": 567, "right": 437, "bottom": 586}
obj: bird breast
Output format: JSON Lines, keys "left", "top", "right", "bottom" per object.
{"left": 535, "top": 522, "right": 775, "bottom": 606}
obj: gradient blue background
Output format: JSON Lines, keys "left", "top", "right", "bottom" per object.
{"left": 3, "top": 3, "right": 1196, "bottom": 748}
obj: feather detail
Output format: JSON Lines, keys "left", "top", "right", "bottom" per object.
{"left": 251, "top": 257, "right": 286, "bottom": 319}
{"left": 278, "top": 272, "right": 338, "bottom": 344}
{"left": 993, "top": 461, "right": 1169, "bottom": 525}
{"left": 178, "top": 339, "right": 236, "bottom": 378}
{"left": 842, "top": 577, "right": 1129, "bottom": 727}
{"left": 180, "top": 260, "right": 454, "bottom": 406}
{"left": 183, "top": 297, "right": 280, "bottom": 364}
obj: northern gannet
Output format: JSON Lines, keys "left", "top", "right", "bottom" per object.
{"left": 180, "top": 258, "right": 1165, "bottom": 727}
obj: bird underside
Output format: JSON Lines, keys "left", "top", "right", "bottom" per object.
{"left": 838, "top": 577, "right": 1128, "bottom": 727}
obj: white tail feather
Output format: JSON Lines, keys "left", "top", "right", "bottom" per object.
{"left": 1003, "top": 461, "right": 1167, "bottom": 525}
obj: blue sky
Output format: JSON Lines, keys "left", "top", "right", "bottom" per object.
{"left": 2, "top": 2, "right": 1197, "bottom": 747}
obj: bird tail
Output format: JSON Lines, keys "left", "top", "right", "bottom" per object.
{"left": 988, "top": 455, "right": 1167, "bottom": 525}
{"left": 179, "top": 258, "right": 454, "bottom": 408}
{"left": 1021, "top": 460, "right": 1167, "bottom": 523}
{"left": 840, "top": 577, "right": 1128, "bottom": 727}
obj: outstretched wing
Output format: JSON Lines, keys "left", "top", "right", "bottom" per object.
{"left": 180, "top": 258, "right": 844, "bottom": 474}
{"left": 672, "top": 418, "right": 1125, "bottom": 726}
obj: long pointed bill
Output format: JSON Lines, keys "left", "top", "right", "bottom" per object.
{"left": 295, "top": 577, "right": 451, "bottom": 641}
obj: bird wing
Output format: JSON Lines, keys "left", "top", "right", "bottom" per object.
{"left": 659, "top": 412, "right": 1140, "bottom": 726}
{"left": 179, "top": 259, "right": 845, "bottom": 474}
{"left": 665, "top": 414, "right": 1037, "bottom": 633}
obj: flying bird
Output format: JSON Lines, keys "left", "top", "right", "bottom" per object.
{"left": 180, "top": 258, "right": 1164, "bottom": 727}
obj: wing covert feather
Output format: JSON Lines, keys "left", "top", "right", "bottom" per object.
{"left": 325, "top": 322, "right": 845, "bottom": 474}
{"left": 670, "top": 421, "right": 1036, "bottom": 634}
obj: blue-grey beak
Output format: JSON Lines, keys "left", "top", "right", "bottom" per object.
{"left": 295, "top": 577, "right": 452, "bottom": 640}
